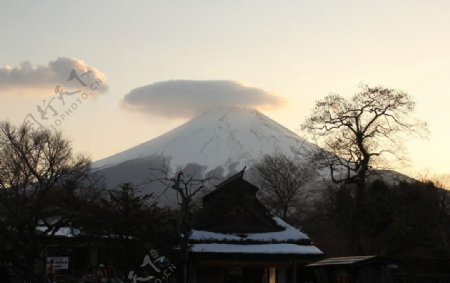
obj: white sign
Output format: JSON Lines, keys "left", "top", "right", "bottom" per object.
{"left": 47, "top": 257, "right": 69, "bottom": 270}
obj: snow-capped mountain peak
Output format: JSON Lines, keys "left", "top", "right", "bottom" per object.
{"left": 93, "top": 107, "right": 316, "bottom": 172}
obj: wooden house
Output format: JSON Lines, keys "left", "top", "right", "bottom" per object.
{"left": 187, "top": 170, "right": 323, "bottom": 283}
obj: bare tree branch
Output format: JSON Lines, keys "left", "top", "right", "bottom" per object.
{"left": 252, "top": 152, "right": 317, "bottom": 219}
{"left": 302, "top": 84, "right": 429, "bottom": 190}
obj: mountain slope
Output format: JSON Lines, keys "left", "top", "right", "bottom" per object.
{"left": 94, "top": 107, "right": 317, "bottom": 172}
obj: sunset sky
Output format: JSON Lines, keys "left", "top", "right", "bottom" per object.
{"left": 1, "top": 1, "right": 449, "bottom": 178}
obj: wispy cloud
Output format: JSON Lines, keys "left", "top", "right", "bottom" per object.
{"left": 0, "top": 57, "right": 108, "bottom": 93}
{"left": 121, "top": 80, "right": 282, "bottom": 119}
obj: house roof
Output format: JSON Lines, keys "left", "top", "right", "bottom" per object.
{"left": 191, "top": 243, "right": 323, "bottom": 255}
{"left": 191, "top": 216, "right": 310, "bottom": 244}
{"left": 190, "top": 170, "right": 323, "bottom": 257}
{"left": 194, "top": 169, "right": 280, "bottom": 233}
{"left": 202, "top": 167, "right": 256, "bottom": 203}
{"left": 307, "top": 255, "right": 385, "bottom": 267}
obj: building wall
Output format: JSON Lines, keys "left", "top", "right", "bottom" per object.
{"left": 190, "top": 265, "right": 293, "bottom": 283}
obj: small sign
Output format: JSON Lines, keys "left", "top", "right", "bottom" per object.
{"left": 47, "top": 257, "right": 69, "bottom": 270}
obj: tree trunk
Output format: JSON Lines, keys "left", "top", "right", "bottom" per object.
{"left": 177, "top": 201, "right": 190, "bottom": 283}
{"left": 282, "top": 206, "right": 288, "bottom": 219}
{"left": 353, "top": 175, "right": 367, "bottom": 255}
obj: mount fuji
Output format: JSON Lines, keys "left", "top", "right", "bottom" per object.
{"left": 92, "top": 107, "right": 322, "bottom": 205}
{"left": 94, "top": 107, "right": 318, "bottom": 172}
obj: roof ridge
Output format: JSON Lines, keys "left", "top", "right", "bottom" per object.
{"left": 215, "top": 166, "right": 246, "bottom": 188}
{"left": 202, "top": 167, "right": 248, "bottom": 202}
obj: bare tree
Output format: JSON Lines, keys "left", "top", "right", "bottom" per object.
{"left": 252, "top": 153, "right": 316, "bottom": 219}
{"left": 302, "top": 85, "right": 428, "bottom": 193}
{"left": 0, "top": 121, "right": 92, "bottom": 282}
{"left": 301, "top": 85, "right": 428, "bottom": 253}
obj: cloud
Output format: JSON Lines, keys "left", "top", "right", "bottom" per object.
{"left": 0, "top": 57, "right": 108, "bottom": 93}
{"left": 121, "top": 80, "right": 282, "bottom": 118}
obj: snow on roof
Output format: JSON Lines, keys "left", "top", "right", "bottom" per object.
{"left": 191, "top": 243, "right": 323, "bottom": 255}
{"left": 191, "top": 216, "right": 309, "bottom": 242}
{"left": 36, "top": 226, "right": 80, "bottom": 237}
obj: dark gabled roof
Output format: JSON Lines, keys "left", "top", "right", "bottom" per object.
{"left": 215, "top": 167, "right": 247, "bottom": 188}
{"left": 202, "top": 167, "right": 257, "bottom": 203}
{"left": 194, "top": 197, "right": 281, "bottom": 233}
{"left": 189, "top": 167, "right": 324, "bottom": 258}
{"left": 193, "top": 167, "right": 282, "bottom": 233}
{"left": 307, "top": 255, "right": 396, "bottom": 267}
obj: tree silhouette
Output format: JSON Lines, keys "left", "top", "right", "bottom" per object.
{"left": 0, "top": 121, "right": 92, "bottom": 282}
{"left": 253, "top": 153, "right": 316, "bottom": 219}
{"left": 302, "top": 85, "right": 428, "bottom": 253}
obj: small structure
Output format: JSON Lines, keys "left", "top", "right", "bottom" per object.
{"left": 188, "top": 169, "right": 323, "bottom": 283}
{"left": 307, "top": 255, "right": 399, "bottom": 283}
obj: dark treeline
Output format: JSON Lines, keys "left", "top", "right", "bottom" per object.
{"left": 71, "top": 183, "right": 178, "bottom": 268}
{"left": 0, "top": 121, "right": 178, "bottom": 282}
{"left": 252, "top": 150, "right": 450, "bottom": 273}
{"left": 1, "top": 177, "right": 179, "bottom": 282}
{"left": 300, "top": 179, "right": 450, "bottom": 273}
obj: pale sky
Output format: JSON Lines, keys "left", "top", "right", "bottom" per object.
{"left": 1, "top": 0, "right": 449, "bottom": 178}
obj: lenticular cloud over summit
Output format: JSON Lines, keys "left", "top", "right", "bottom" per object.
{"left": 121, "top": 80, "right": 282, "bottom": 119}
